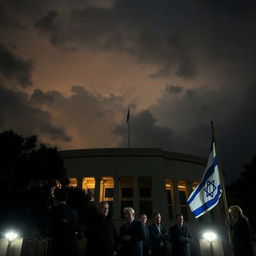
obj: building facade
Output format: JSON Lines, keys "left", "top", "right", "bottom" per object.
{"left": 59, "top": 148, "right": 231, "bottom": 256}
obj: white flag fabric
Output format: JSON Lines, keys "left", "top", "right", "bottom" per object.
{"left": 187, "top": 142, "right": 222, "bottom": 218}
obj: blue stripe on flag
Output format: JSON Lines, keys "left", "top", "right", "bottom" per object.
{"left": 192, "top": 184, "right": 222, "bottom": 217}
{"left": 187, "top": 156, "right": 218, "bottom": 204}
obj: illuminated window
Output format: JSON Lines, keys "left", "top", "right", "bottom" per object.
{"left": 139, "top": 177, "right": 152, "bottom": 218}
{"left": 100, "top": 177, "right": 114, "bottom": 201}
{"left": 120, "top": 177, "right": 133, "bottom": 218}
{"left": 165, "top": 179, "right": 174, "bottom": 220}
{"left": 69, "top": 178, "right": 77, "bottom": 188}
{"left": 99, "top": 177, "right": 114, "bottom": 215}
{"left": 82, "top": 177, "right": 95, "bottom": 200}
{"left": 178, "top": 181, "right": 189, "bottom": 220}
{"left": 192, "top": 182, "right": 199, "bottom": 190}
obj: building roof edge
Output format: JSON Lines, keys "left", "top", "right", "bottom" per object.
{"left": 58, "top": 148, "right": 207, "bottom": 165}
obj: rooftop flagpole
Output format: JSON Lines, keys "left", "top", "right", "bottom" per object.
{"left": 126, "top": 105, "right": 130, "bottom": 148}
{"left": 210, "top": 120, "right": 233, "bottom": 255}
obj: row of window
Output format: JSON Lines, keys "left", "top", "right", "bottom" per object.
{"left": 68, "top": 176, "right": 199, "bottom": 220}
{"left": 165, "top": 180, "right": 199, "bottom": 221}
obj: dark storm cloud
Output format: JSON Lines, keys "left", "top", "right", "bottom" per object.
{"left": 0, "top": 85, "right": 71, "bottom": 142}
{"left": 31, "top": 0, "right": 256, "bottom": 80}
{"left": 111, "top": 81, "right": 256, "bottom": 182}
{"left": 113, "top": 86, "right": 214, "bottom": 158}
{"left": 219, "top": 83, "right": 256, "bottom": 182}
{"left": 151, "top": 85, "right": 241, "bottom": 151}
{"left": 2, "top": 0, "right": 256, "bottom": 183}
{"left": 114, "top": 110, "right": 177, "bottom": 149}
{"left": 32, "top": 1, "right": 200, "bottom": 79}
{"left": 4, "top": 80, "right": 255, "bottom": 183}
{"left": 0, "top": 42, "right": 33, "bottom": 87}
{"left": 0, "top": 4, "right": 10, "bottom": 27}
{"left": 34, "top": 10, "right": 58, "bottom": 31}
{"left": 0, "top": 3, "right": 26, "bottom": 28}
{"left": 165, "top": 85, "right": 184, "bottom": 94}
{"left": 30, "top": 86, "right": 126, "bottom": 148}
{"left": 31, "top": 88, "right": 59, "bottom": 104}
{"left": 30, "top": 82, "right": 256, "bottom": 182}
{"left": 34, "top": 11, "right": 59, "bottom": 46}
{"left": 2, "top": 0, "right": 256, "bottom": 80}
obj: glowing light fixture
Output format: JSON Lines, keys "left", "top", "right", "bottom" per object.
{"left": 203, "top": 231, "right": 217, "bottom": 242}
{"left": 5, "top": 231, "right": 18, "bottom": 241}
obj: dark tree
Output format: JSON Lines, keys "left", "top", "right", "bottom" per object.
{"left": 0, "top": 130, "right": 67, "bottom": 236}
{"left": 226, "top": 155, "right": 256, "bottom": 231}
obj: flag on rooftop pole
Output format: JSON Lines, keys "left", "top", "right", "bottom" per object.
{"left": 126, "top": 105, "right": 131, "bottom": 148}
{"left": 187, "top": 141, "right": 222, "bottom": 218}
{"left": 126, "top": 105, "right": 130, "bottom": 124}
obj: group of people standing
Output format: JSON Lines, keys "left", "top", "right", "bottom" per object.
{"left": 86, "top": 203, "right": 192, "bottom": 256}
{"left": 140, "top": 211, "right": 192, "bottom": 256}
{"left": 48, "top": 188, "right": 255, "bottom": 256}
{"left": 49, "top": 188, "right": 192, "bottom": 256}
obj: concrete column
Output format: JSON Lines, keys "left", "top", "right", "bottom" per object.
{"left": 187, "top": 182, "right": 195, "bottom": 221}
{"left": 94, "top": 176, "right": 101, "bottom": 203}
{"left": 113, "top": 177, "right": 120, "bottom": 219}
{"left": 77, "top": 177, "right": 83, "bottom": 189}
{"left": 133, "top": 176, "right": 140, "bottom": 216}
{"left": 213, "top": 200, "right": 224, "bottom": 224}
{"left": 152, "top": 176, "right": 168, "bottom": 224}
{"left": 173, "top": 180, "right": 180, "bottom": 215}
{"left": 187, "top": 181, "right": 193, "bottom": 195}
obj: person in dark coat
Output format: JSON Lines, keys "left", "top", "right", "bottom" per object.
{"left": 49, "top": 188, "right": 79, "bottom": 256}
{"left": 119, "top": 207, "right": 145, "bottom": 256}
{"left": 229, "top": 205, "right": 255, "bottom": 256}
{"left": 85, "top": 201, "right": 118, "bottom": 256}
{"left": 140, "top": 213, "right": 151, "bottom": 256}
{"left": 148, "top": 212, "right": 169, "bottom": 256}
{"left": 169, "top": 214, "right": 192, "bottom": 256}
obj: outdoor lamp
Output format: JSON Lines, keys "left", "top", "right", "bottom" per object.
{"left": 203, "top": 231, "right": 217, "bottom": 242}
{"left": 5, "top": 231, "right": 18, "bottom": 242}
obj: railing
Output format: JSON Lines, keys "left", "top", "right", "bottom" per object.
{"left": 0, "top": 237, "right": 87, "bottom": 256}
{"left": 21, "top": 238, "right": 50, "bottom": 256}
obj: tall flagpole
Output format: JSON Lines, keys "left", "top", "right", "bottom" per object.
{"left": 211, "top": 120, "right": 233, "bottom": 254}
{"left": 127, "top": 105, "right": 130, "bottom": 148}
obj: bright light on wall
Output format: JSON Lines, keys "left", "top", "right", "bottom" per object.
{"left": 203, "top": 231, "right": 217, "bottom": 242}
{"left": 5, "top": 231, "right": 18, "bottom": 241}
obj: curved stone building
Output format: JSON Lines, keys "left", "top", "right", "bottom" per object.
{"left": 59, "top": 148, "right": 231, "bottom": 256}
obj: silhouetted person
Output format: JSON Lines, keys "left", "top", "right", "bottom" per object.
{"left": 49, "top": 188, "right": 78, "bottom": 256}
{"left": 148, "top": 213, "right": 168, "bottom": 256}
{"left": 169, "top": 214, "right": 192, "bottom": 256}
{"left": 119, "top": 207, "right": 145, "bottom": 256}
{"left": 229, "top": 205, "right": 255, "bottom": 256}
{"left": 140, "top": 213, "right": 151, "bottom": 256}
{"left": 85, "top": 201, "right": 118, "bottom": 256}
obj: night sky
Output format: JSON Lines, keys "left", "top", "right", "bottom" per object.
{"left": 1, "top": 0, "right": 256, "bottom": 183}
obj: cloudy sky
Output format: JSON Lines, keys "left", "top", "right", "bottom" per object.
{"left": 1, "top": 0, "right": 256, "bottom": 182}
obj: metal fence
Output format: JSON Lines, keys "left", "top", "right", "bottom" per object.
{"left": 20, "top": 238, "right": 50, "bottom": 256}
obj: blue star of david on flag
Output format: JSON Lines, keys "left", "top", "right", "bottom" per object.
{"left": 187, "top": 142, "right": 222, "bottom": 218}
{"left": 204, "top": 180, "right": 216, "bottom": 197}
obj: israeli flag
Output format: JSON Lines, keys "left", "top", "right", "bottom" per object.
{"left": 187, "top": 142, "right": 222, "bottom": 218}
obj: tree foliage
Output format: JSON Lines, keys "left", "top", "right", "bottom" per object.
{"left": 226, "top": 155, "right": 256, "bottom": 229}
{"left": 0, "top": 130, "right": 67, "bottom": 234}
